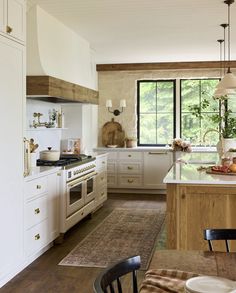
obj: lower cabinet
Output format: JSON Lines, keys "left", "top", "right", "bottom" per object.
{"left": 24, "top": 171, "right": 60, "bottom": 257}
{"left": 95, "top": 154, "right": 108, "bottom": 207}
{"left": 95, "top": 149, "right": 173, "bottom": 192}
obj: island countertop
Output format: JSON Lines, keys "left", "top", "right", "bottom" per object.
{"left": 163, "top": 152, "right": 236, "bottom": 185}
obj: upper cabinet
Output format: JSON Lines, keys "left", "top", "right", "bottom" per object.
{"left": 0, "top": 0, "right": 25, "bottom": 43}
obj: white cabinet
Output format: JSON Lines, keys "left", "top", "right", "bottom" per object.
{"left": 94, "top": 149, "right": 173, "bottom": 192}
{"left": 117, "top": 151, "right": 143, "bottom": 188}
{"left": 143, "top": 151, "right": 172, "bottom": 189}
{"left": 95, "top": 154, "right": 108, "bottom": 207}
{"left": 0, "top": 36, "right": 25, "bottom": 286}
{"left": 0, "top": 0, "right": 25, "bottom": 43}
{"left": 24, "top": 171, "right": 60, "bottom": 256}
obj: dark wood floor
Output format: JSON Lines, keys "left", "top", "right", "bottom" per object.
{"left": 1, "top": 193, "right": 166, "bottom": 293}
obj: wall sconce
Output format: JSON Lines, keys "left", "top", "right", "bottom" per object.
{"left": 106, "top": 99, "right": 126, "bottom": 116}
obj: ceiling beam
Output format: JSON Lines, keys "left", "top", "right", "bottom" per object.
{"left": 96, "top": 61, "right": 236, "bottom": 71}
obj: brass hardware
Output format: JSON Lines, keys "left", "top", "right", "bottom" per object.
{"left": 35, "top": 234, "right": 40, "bottom": 240}
{"left": 34, "top": 208, "right": 40, "bottom": 214}
{"left": 36, "top": 185, "right": 41, "bottom": 189}
{"left": 127, "top": 166, "right": 133, "bottom": 170}
{"left": 148, "top": 152, "right": 168, "bottom": 155}
{"left": 101, "top": 177, "right": 104, "bottom": 180}
{"left": 101, "top": 192, "right": 104, "bottom": 196}
{"left": 57, "top": 172, "right": 61, "bottom": 176}
{"left": 128, "top": 179, "right": 134, "bottom": 183}
{"left": 102, "top": 161, "right": 105, "bottom": 164}
{"left": 6, "top": 25, "right": 13, "bottom": 33}
{"left": 128, "top": 155, "right": 132, "bottom": 157}
{"left": 181, "top": 194, "right": 185, "bottom": 199}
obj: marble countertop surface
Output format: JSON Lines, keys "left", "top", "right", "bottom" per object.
{"left": 94, "top": 146, "right": 217, "bottom": 153}
{"left": 164, "top": 152, "right": 236, "bottom": 185}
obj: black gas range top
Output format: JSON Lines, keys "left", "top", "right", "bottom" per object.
{"left": 37, "top": 154, "right": 93, "bottom": 167}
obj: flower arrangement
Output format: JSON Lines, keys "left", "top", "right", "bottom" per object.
{"left": 172, "top": 138, "right": 192, "bottom": 152}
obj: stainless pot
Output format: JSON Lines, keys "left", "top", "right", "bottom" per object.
{"left": 40, "top": 147, "right": 60, "bottom": 161}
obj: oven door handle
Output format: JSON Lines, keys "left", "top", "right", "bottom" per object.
{"left": 84, "top": 171, "right": 97, "bottom": 180}
{"left": 68, "top": 177, "right": 85, "bottom": 188}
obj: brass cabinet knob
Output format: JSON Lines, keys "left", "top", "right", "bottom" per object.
{"left": 101, "top": 192, "right": 104, "bottom": 196}
{"left": 34, "top": 208, "right": 40, "bottom": 214}
{"left": 127, "top": 166, "right": 133, "bottom": 170}
{"left": 6, "top": 25, "right": 13, "bottom": 34}
{"left": 128, "top": 154, "right": 132, "bottom": 157}
{"left": 128, "top": 179, "right": 134, "bottom": 183}
{"left": 36, "top": 185, "right": 41, "bottom": 189}
{"left": 35, "top": 234, "right": 40, "bottom": 240}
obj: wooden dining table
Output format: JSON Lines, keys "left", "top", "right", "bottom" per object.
{"left": 140, "top": 250, "right": 236, "bottom": 292}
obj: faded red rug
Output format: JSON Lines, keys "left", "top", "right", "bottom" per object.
{"left": 59, "top": 208, "right": 165, "bottom": 270}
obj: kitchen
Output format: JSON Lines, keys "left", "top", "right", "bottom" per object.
{"left": 1, "top": 0, "right": 236, "bottom": 292}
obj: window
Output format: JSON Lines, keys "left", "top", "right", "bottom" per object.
{"left": 137, "top": 80, "right": 176, "bottom": 146}
{"left": 180, "top": 79, "right": 220, "bottom": 145}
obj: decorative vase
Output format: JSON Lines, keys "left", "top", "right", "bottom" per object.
{"left": 174, "top": 151, "right": 182, "bottom": 162}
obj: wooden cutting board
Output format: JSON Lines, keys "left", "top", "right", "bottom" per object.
{"left": 102, "top": 118, "right": 125, "bottom": 147}
{"left": 206, "top": 167, "right": 236, "bottom": 176}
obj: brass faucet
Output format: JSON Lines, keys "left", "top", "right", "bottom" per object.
{"left": 202, "top": 128, "right": 224, "bottom": 158}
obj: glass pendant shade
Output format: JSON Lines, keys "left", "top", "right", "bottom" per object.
{"left": 216, "top": 72, "right": 236, "bottom": 89}
{"left": 214, "top": 86, "right": 235, "bottom": 97}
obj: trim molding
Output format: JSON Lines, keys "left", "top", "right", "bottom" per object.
{"left": 97, "top": 61, "right": 236, "bottom": 71}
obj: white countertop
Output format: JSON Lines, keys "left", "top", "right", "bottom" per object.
{"left": 94, "top": 146, "right": 217, "bottom": 153}
{"left": 24, "top": 166, "right": 61, "bottom": 181}
{"left": 164, "top": 152, "right": 236, "bottom": 185}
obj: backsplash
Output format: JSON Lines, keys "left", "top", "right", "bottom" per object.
{"left": 26, "top": 100, "right": 63, "bottom": 156}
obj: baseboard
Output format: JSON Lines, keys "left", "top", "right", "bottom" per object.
{"left": 108, "top": 188, "right": 166, "bottom": 194}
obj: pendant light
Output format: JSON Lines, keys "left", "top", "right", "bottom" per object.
{"left": 216, "top": 0, "right": 236, "bottom": 90}
{"left": 214, "top": 24, "right": 235, "bottom": 96}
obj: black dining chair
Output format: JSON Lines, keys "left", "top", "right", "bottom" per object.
{"left": 93, "top": 255, "right": 141, "bottom": 293}
{"left": 204, "top": 229, "right": 236, "bottom": 252}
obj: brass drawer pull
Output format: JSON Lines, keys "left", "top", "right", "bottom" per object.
{"left": 127, "top": 166, "right": 133, "bottom": 170}
{"left": 101, "top": 192, "right": 105, "bottom": 196}
{"left": 128, "top": 154, "right": 132, "bottom": 157}
{"left": 34, "top": 208, "right": 40, "bottom": 214}
{"left": 102, "top": 161, "right": 105, "bottom": 164}
{"left": 128, "top": 179, "right": 134, "bottom": 183}
{"left": 36, "top": 185, "right": 41, "bottom": 189}
{"left": 148, "top": 151, "right": 168, "bottom": 155}
{"left": 6, "top": 25, "right": 13, "bottom": 34}
{"left": 35, "top": 234, "right": 40, "bottom": 240}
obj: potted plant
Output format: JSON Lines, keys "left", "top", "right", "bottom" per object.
{"left": 189, "top": 95, "right": 236, "bottom": 156}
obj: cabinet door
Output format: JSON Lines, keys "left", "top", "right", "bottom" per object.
{"left": 0, "top": 37, "right": 24, "bottom": 282}
{"left": 7, "top": 0, "right": 25, "bottom": 42}
{"left": 0, "top": 0, "right": 7, "bottom": 33}
{"left": 48, "top": 172, "right": 60, "bottom": 242}
{"left": 143, "top": 151, "right": 172, "bottom": 189}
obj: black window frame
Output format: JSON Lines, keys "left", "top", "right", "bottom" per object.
{"left": 180, "top": 78, "right": 220, "bottom": 144}
{"left": 137, "top": 79, "right": 176, "bottom": 147}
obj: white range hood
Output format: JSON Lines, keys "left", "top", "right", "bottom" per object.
{"left": 26, "top": 5, "right": 98, "bottom": 104}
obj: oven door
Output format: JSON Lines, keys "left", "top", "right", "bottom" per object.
{"left": 66, "top": 177, "right": 85, "bottom": 217}
{"left": 84, "top": 173, "right": 96, "bottom": 204}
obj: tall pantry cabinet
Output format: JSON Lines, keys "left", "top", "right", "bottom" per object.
{"left": 0, "top": 0, "right": 25, "bottom": 287}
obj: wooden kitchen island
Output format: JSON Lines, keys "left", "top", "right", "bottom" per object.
{"left": 164, "top": 152, "right": 236, "bottom": 251}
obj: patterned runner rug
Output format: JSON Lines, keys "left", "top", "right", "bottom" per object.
{"left": 59, "top": 208, "right": 165, "bottom": 270}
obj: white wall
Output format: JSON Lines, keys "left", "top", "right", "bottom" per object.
{"left": 27, "top": 6, "right": 97, "bottom": 90}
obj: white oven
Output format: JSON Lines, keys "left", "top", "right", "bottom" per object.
{"left": 60, "top": 159, "right": 97, "bottom": 234}
{"left": 66, "top": 171, "right": 96, "bottom": 217}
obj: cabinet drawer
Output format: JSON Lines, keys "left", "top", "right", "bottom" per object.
{"left": 118, "top": 175, "right": 142, "bottom": 187}
{"left": 108, "top": 175, "right": 117, "bottom": 187}
{"left": 119, "top": 152, "right": 142, "bottom": 160}
{"left": 25, "top": 177, "right": 48, "bottom": 200}
{"left": 107, "top": 152, "right": 118, "bottom": 160}
{"left": 25, "top": 219, "right": 48, "bottom": 256}
{"left": 96, "top": 171, "right": 107, "bottom": 186}
{"left": 96, "top": 156, "right": 107, "bottom": 171}
{"left": 118, "top": 162, "right": 142, "bottom": 174}
{"left": 107, "top": 162, "right": 116, "bottom": 173}
{"left": 25, "top": 195, "right": 47, "bottom": 230}
{"left": 83, "top": 199, "right": 95, "bottom": 215}
{"left": 97, "top": 186, "right": 107, "bottom": 205}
